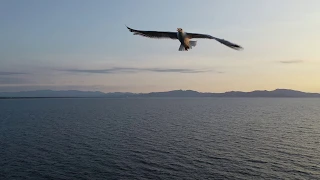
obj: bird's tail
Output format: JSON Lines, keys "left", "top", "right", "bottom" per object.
{"left": 178, "top": 44, "right": 185, "bottom": 51}
{"left": 178, "top": 41, "right": 197, "bottom": 51}
{"left": 189, "top": 40, "right": 197, "bottom": 47}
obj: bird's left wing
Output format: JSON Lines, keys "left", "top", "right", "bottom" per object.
{"left": 186, "top": 32, "right": 243, "bottom": 50}
{"left": 126, "top": 26, "right": 178, "bottom": 40}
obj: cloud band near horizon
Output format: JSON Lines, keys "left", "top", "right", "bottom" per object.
{"left": 279, "top": 60, "right": 304, "bottom": 64}
{"left": 57, "top": 67, "right": 220, "bottom": 74}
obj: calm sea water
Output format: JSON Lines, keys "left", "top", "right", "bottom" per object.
{"left": 0, "top": 98, "right": 319, "bottom": 179}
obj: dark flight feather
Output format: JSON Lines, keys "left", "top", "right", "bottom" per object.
{"left": 187, "top": 33, "right": 243, "bottom": 50}
{"left": 126, "top": 26, "right": 178, "bottom": 40}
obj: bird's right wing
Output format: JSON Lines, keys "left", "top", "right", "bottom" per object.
{"left": 126, "top": 26, "right": 178, "bottom": 40}
{"left": 187, "top": 32, "right": 243, "bottom": 50}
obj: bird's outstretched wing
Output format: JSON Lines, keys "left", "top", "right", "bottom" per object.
{"left": 126, "top": 26, "right": 178, "bottom": 40}
{"left": 186, "top": 33, "right": 243, "bottom": 50}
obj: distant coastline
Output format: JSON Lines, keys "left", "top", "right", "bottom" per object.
{"left": 0, "top": 89, "right": 320, "bottom": 99}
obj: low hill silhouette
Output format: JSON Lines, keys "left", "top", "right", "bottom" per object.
{"left": 0, "top": 89, "right": 319, "bottom": 98}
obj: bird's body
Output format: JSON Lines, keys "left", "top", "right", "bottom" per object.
{"left": 176, "top": 29, "right": 196, "bottom": 51}
{"left": 176, "top": 30, "right": 187, "bottom": 50}
{"left": 126, "top": 26, "right": 243, "bottom": 51}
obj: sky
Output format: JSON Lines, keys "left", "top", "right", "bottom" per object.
{"left": 1, "top": 0, "right": 320, "bottom": 93}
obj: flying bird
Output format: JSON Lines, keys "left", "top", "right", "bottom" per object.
{"left": 126, "top": 26, "right": 243, "bottom": 51}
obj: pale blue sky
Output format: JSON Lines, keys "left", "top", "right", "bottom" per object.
{"left": 1, "top": 0, "right": 319, "bottom": 92}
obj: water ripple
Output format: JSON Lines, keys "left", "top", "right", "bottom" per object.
{"left": 1, "top": 98, "right": 320, "bottom": 179}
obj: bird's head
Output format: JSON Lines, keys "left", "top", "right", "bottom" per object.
{"left": 177, "top": 28, "right": 183, "bottom": 32}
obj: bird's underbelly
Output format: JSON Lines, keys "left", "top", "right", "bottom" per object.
{"left": 178, "top": 35, "right": 189, "bottom": 47}
{"left": 182, "top": 38, "right": 190, "bottom": 47}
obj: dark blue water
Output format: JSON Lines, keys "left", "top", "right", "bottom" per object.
{"left": 1, "top": 98, "right": 320, "bottom": 179}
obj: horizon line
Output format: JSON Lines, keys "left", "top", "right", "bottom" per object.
{"left": 0, "top": 88, "right": 319, "bottom": 94}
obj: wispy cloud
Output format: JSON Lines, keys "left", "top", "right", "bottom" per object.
{"left": 0, "top": 84, "right": 134, "bottom": 92}
{"left": 278, "top": 60, "right": 304, "bottom": 64}
{"left": 0, "top": 77, "right": 31, "bottom": 84}
{"left": 0, "top": 71, "right": 29, "bottom": 75}
{"left": 58, "top": 67, "right": 216, "bottom": 74}
{"left": 0, "top": 71, "right": 30, "bottom": 84}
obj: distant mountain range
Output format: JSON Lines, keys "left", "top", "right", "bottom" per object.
{"left": 0, "top": 89, "right": 320, "bottom": 98}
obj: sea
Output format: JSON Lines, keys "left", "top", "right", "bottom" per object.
{"left": 0, "top": 98, "right": 319, "bottom": 180}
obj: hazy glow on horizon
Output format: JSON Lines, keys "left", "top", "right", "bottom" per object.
{"left": 1, "top": 0, "right": 319, "bottom": 92}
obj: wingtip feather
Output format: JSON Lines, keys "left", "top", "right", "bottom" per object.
{"left": 125, "top": 25, "right": 134, "bottom": 32}
{"left": 215, "top": 38, "right": 243, "bottom": 51}
{"left": 230, "top": 44, "right": 243, "bottom": 51}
